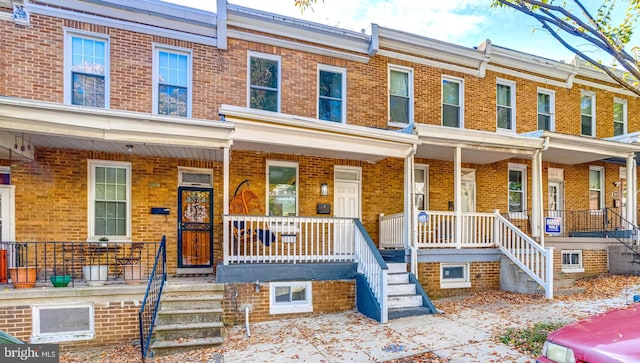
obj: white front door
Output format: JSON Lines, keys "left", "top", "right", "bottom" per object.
{"left": 0, "top": 186, "right": 15, "bottom": 243}
{"left": 548, "top": 181, "right": 564, "bottom": 215}
{"left": 334, "top": 167, "right": 361, "bottom": 255}
{"left": 461, "top": 169, "right": 476, "bottom": 213}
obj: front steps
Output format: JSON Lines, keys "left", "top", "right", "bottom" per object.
{"left": 500, "top": 257, "right": 584, "bottom": 297}
{"left": 150, "top": 282, "right": 225, "bottom": 356}
{"left": 386, "top": 262, "right": 436, "bottom": 320}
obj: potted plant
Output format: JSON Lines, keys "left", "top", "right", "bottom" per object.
{"left": 122, "top": 263, "right": 146, "bottom": 284}
{"left": 83, "top": 237, "right": 109, "bottom": 286}
{"left": 49, "top": 267, "right": 72, "bottom": 287}
{"left": 8, "top": 244, "right": 37, "bottom": 289}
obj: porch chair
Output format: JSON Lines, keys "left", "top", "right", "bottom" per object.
{"left": 230, "top": 180, "right": 275, "bottom": 246}
{"left": 115, "top": 243, "right": 144, "bottom": 278}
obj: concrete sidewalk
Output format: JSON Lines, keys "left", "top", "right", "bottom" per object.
{"left": 223, "top": 284, "right": 640, "bottom": 362}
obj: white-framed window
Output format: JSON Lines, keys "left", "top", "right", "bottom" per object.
{"left": 32, "top": 303, "right": 94, "bottom": 343}
{"left": 88, "top": 160, "right": 131, "bottom": 241}
{"left": 613, "top": 98, "right": 627, "bottom": 136}
{"left": 442, "top": 75, "right": 464, "bottom": 128}
{"left": 589, "top": 166, "right": 604, "bottom": 210}
{"left": 496, "top": 78, "right": 516, "bottom": 132}
{"left": 178, "top": 167, "right": 213, "bottom": 187}
{"left": 388, "top": 65, "right": 413, "bottom": 126}
{"left": 508, "top": 163, "right": 527, "bottom": 213}
{"left": 248, "top": 52, "right": 281, "bottom": 112}
{"left": 414, "top": 164, "right": 429, "bottom": 211}
{"left": 561, "top": 250, "right": 584, "bottom": 273}
{"left": 267, "top": 160, "right": 298, "bottom": 217}
{"left": 64, "top": 29, "right": 109, "bottom": 108}
{"left": 317, "top": 64, "right": 346, "bottom": 123}
{"left": 537, "top": 88, "right": 555, "bottom": 131}
{"left": 269, "top": 281, "right": 312, "bottom": 314}
{"left": 581, "top": 91, "right": 596, "bottom": 137}
{"left": 152, "top": 44, "right": 192, "bottom": 117}
{"left": 440, "top": 263, "right": 470, "bottom": 289}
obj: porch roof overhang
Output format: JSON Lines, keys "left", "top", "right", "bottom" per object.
{"left": 220, "top": 105, "right": 418, "bottom": 163}
{"left": 414, "top": 123, "right": 543, "bottom": 164}
{"left": 0, "top": 97, "right": 234, "bottom": 161}
{"left": 524, "top": 130, "right": 640, "bottom": 165}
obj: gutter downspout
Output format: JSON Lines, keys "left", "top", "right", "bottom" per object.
{"left": 368, "top": 23, "right": 379, "bottom": 56}
{"left": 216, "top": 0, "right": 228, "bottom": 50}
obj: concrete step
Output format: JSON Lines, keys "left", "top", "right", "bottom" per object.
{"left": 156, "top": 308, "right": 223, "bottom": 325}
{"left": 160, "top": 295, "right": 223, "bottom": 310}
{"left": 387, "top": 283, "right": 416, "bottom": 296}
{"left": 150, "top": 337, "right": 224, "bottom": 357}
{"left": 154, "top": 321, "right": 224, "bottom": 341}
{"left": 388, "top": 294, "right": 422, "bottom": 309}
{"left": 388, "top": 272, "right": 409, "bottom": 284}
{"left": 386, "top": 263, "right": 408, "bottom": 274}
{"left": 388, "top": 306, "right": 433, "bottom": 320}
{"left": 162, "top": 282, "right": 224, "bottom": 296}
{"left": 554, "top": 278, "right": 576, "bottom": 289}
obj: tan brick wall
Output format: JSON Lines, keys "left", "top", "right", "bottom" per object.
{"left": 222, "top": 280, "right": 355, "bottom": 324}
{"left": 554, "top": 249, "right": 608, "bottom": 280}
{"left": 416, "top": 261, "right": 500, "bottom": 299}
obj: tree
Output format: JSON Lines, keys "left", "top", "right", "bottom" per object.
{"left": 294, "top": 0, "right": 322, "bottom": 12}
{"left": 492, "top": 0, "right": 640, "bottom": 96}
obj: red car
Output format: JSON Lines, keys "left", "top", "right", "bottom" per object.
{"left": 537, "top": 304, "right": 640, "bottom": 363}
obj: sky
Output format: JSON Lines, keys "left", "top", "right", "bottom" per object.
{"left": 161, "top": 0, "right": 626, "bottom": 64}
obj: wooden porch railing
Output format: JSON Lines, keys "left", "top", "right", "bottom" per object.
{"left": 415, "top": 211, "right": 495, "bottom": 248}
{"left": 379, "top": 212, "right": 405, "bottom": 249}
{"left": 354, "top": 219, "right": 388, "bottom": 323}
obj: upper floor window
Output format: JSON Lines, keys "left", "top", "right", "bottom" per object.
{"left": 65, "top": 30, "right": 109, "bottom": 108}
{"left": 589, "top": 166, "right": 604, "bottom": 210}
{"left": 88, "top": 160, "right": 131, "bottom": 241}
{"left": 497, "top": 79, "right": 516, "bottom": 132}
{"left": 153, "top": 45, "right": 192, "bottom": 117}
{"left": 537, "top": 88, "right": 555, "bottom": 131}
{"left": 267, "top": 161, "right": 298, "bottom": 217}
{"left": 442, "top": 76, "right": 463, "bottom": 128}
{"left": 248, "top": 52, "right": 281, "bottom": 112}
{"left": 581, "top": 91, "right": 596, "bottom": 137}
{"left": 613, "top": 98, "right": 627, "bottom": 136}
{"left": 317, "top": 65, "right": 346, "bottom": 123}
{"left": 388, "top": 65, "right": 413, "bottom": 126}
{"left": 508, "top": 163, "right": 526, "bottom": 213}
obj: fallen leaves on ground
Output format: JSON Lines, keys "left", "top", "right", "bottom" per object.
{"left": 60, "top": 344, "right": 223, "bottom": 363}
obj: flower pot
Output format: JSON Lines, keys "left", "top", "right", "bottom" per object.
{"left": 8, "top": 267, "right": 37, "bottom": 288}
{"left": 122, "top": 264, "right": 146, "bottom": 284}
{"left": 49, "top": 275, "right": 72, "bottom": 287}
{"left": 82, "top": 265, "right": 108, "bottom": 286}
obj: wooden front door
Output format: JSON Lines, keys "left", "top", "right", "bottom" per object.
{"left": 178, "top": 187, "right": 213, "bottom": 268}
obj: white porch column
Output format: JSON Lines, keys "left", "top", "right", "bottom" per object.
{"left": 626, "top": 153, "right": 636, "bottom": 226}
{"left": 531, "top": 151, "right": 540, "bottom": 238}
{"left": 403, "top": 154, "right": 412, "bottom": 248}
{"left": 223, "top": 147, "right": 230, "bottom": 265}
{"left": 537, "top": 151, "right": 545, "bottom": 247}
{"left": 454, "top": 146, "right": 462, "bottom": 249}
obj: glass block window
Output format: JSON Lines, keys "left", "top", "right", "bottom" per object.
{"left": 249, "top": 53, "right": 280, "bottom": 112}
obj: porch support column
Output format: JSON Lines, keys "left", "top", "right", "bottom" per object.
{"left": 454, "top": 146, "right": 462, "bottom": 249}
{"left": 531, "top": 151, "right": 543, "bottom": 242}
{"left": 223, "top": 146, "right": 230, "bottom": 265}
{"left": 536, "top": 151, "right": 545, "bottom": 246}
{"left": 626, "top": 153, "right": 636, "bottom": 226}
{"left": 403, "top": 153, "right": 412, "bottom": 249}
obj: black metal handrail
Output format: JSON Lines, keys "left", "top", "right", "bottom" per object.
{"left": 503, "top": 208, "right": 626, "bottom": 237}
{"left": 138, "top": 235, "right": 167, "bottom": 361}
{"left": 603, "top": 208, "right": 640, "bottom": 259}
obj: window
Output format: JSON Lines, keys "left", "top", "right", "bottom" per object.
{"left": 32, "top": 304, "right": 94, "bottom": 343}
{"left": 414, "top": 165, "right": 429, "bottom": 210}
{"left": 496, "top": 79, "right": 516, "bottom": 131}
{"left": 65, "top": 30, "right": 109, "bottom": 108}
{"left": 269, "top": 281, "right": 312, "bottom": 314}
{"left": 508, "top": 163, "right": 527, "bottom": 213}
{"left": 317, "top": 65, "right": 346, "bottom": 123}
{"left": 153, "top": 45, "right": 192, "bottom": 117}
{"left": 537, "top": 88, "right": 555, "bottom": 131}
{"left": 88, "top": 160, "right": 131, "bottom": 241}
{"left": 589, "top": 166, "right": 604, "bottom": 210}
{"left": 440, "top": 263, "right": 470, "bottom": 289}
{"left": 388, "top": 65, "right": 413, "bottom": 125}
{"left": 442, "top": 76, "right": 463, "bottom": 128}
{"left": 267, "top": 161, "right": 298, "bottom": 217}
{"left": 614, "top": 98, "right": 627, "bottom": 136}
{"left": 581, "top": 91, "right": 596, "bottom": 136}
{"left": 561, "top": 250, "right": 584, "bottom": 273}
{"left": 248, "top": 52, "right": 281, "bottom": 112}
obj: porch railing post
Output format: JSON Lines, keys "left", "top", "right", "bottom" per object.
{"left": 493, "top": 209, "right": 501, "bottom": 246}
{"left": 223, "top": 215, "right": 229, "bottom": 265}
{"left": 544, "top": 246, "right": 554, "bottom": 299}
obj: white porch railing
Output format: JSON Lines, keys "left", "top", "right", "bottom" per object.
{"left": 379, "top": 212, "right": 405, "bottom": 249}
{"left": 494, "top": 213, "right": 554, "bottom": 299}
{"left": 416, "top": 211, "right": 495, "bottom": 248}
{"left": 354, "top": 219, "right": 388, "bottom": 323}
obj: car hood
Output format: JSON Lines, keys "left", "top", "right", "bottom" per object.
{"left": 548, "top": 304, "right": 640, "bottom": 363}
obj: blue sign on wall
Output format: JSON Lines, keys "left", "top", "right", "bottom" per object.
{"left": 545, "top": 217, "right": 562, "bottom": 234}
{"left": 417, "top": 211, "right": 428, "bottom": 223}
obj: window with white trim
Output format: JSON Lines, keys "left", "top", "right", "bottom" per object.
{"left": 414, "top": 165, "right": 429, "bottom": 211}
{"left": 589, "top": 166, "right": 604, "bottom": 210}
{"left": 153, "top": 45, "right": 192, "bottom": 117}
{"left": 317, "top": 65, "right": 346, "bottom": 123}
{"left": 267, "top": 161, "right": 298, "bottom": 217}
{"left": 440, "top": 263, "right": 470, "bottom": 289}
{"left": 88, "top": 160, "right": 131, "bottom": 241}
{"left": 581, "top": 91, "right": 596, "bottom": 136}
{"left": 561, "top": 250, "right": 584, "bottom": 273}
{"left": 613, "top": 98, "right": 627, "bottom": 136}
{"left": 496, "top": 79, "right": 516, "bottom": 131}
{"left": 508, "top": 163, "right": 527, "bottom": 213}
{"left": 32, "top": 303, "right": 94, "bottom": 343}
{"left": 65, "top": 30, "right": 109, "bottom": 108}
{"left": 269, "top": 281, "right": 312, "bottom": 314}
{"left": 442, "top": 76, "right": 463, "bottom": 128}
{"left": 537, "top": 88, "right": 555, "bottom": 131}
{"left": 388, "top": 65, "right": 413, "bottom": 126}
{"left": 248, "top": 52, "right": 281, "bottom": 112}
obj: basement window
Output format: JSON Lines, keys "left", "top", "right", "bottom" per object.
{"left": 440, "top": 263, "right": 471, "bottom": 289}
{"left": 269, "top": 281, "right": 312, "bottom": 314}
{"left": 32, "top": 304, "right": 94, "bottom": 343}
{"left": 561, "top": 250, "right": 584, "bottom": 273}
